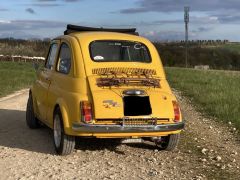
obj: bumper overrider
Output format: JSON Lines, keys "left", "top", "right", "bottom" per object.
{"left": 72, "top": 122, "right": 185, "bottom": 133}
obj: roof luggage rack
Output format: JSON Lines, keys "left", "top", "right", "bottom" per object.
{"left": 64, "top": 24, "right": 139, "bottom": 36}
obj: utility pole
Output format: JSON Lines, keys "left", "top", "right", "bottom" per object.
{"left": 184, "top": 6, "right": 190, "bottom": 68}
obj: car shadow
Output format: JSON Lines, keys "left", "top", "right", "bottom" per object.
{"left": 125, "top": 142, "right": 157, "bottom": 151}
{"left": 75, "top": 137, "right": 160, "bottom": 154}
{"left": 0, "top": 109, "right": 131, "bottom": 155}
{"left": 76, "top": 138, "right": 125, "bottom": 155}
{"left": 0, "top": 109, "right": 55, "bottom": 154}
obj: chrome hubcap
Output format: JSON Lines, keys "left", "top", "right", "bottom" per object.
{"left": 54, "top": 115, "right": 61, "bottom": 148}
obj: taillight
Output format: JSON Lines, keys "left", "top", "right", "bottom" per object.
{"left": 80, "top": 101, "right": 93, "bottom": 123}
{"left": 172, "top": 101, "right": 181, "bottom": 122}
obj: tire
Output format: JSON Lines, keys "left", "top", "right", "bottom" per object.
{"left": 53, "top": 108, "right": 75, "bottom": 155}
{"left": 26, "top": 94, "right": 40, "bottom": 129}
{"left": 155, "top": 134, "right": 180, "bottom": 151}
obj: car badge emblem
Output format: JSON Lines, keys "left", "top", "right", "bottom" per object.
{"left": 103, "top": 100, "right": 120, "bottom": 108}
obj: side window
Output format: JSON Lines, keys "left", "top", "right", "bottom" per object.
{"left": 57, "top": 43, "right": 72, "bottom": 74}
{"left": 45, "top": 43, "right": 58, "bottom": 70}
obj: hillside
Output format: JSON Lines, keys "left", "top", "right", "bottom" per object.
{"left": 155, "top": 42, "right": 240, "bottom": 70}
{"left": 1, "top": 38, "right": 240, "bottom": 70}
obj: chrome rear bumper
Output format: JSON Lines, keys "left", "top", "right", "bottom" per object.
{"left": 72, "top": 122, "right": 184, "bottom": 133}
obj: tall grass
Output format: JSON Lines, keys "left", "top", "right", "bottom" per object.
{"left": 0, "top": 39, "right": 49, "bottom": 57}
{"left": 165, "top": 67, "right": 240, "bottom": 129}
{"left": 0, "top": 62, "right": 36, "bottom": 97}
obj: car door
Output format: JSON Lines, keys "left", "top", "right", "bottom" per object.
{"left": 45, "top": 42, "right": 73, "bottom": 126}
{"left": 35, "top": 41, "right": 59, "bottom": 124}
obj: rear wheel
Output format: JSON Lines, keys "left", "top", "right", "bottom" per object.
{"left": 154, "top": 134, "right": 180, "bottom": 151}
{"left": 26, "top": 94, "right": 40, "bottom": 129}
{"left": 53, "top": 108, "right": 75, "bottom": 155}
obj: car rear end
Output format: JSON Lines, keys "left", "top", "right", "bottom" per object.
{"left": 70, "top": 32, "right": 184, "bottom": 140}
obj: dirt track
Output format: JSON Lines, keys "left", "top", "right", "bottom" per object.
{"left": 0, "top": 89, "right": 240, "bottom": 180}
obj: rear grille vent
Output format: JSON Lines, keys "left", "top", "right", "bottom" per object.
{"left": 95, "top": 118, "right": 169, "bottom": 126}
{"left": 123, "top": 118, "right": 156, "bottom": 126}
{"left": 92, "top": 67, "right": 157, "bottom": 75}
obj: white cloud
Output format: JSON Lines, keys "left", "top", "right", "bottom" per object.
{"left": 0, "top": 20, "right": 68, "bottom": 39}
{"left": 120, "top": 0, "right": 240, "bottom": 13}
{"left": 0, "top": 20, "right": 11, "bottom": 24}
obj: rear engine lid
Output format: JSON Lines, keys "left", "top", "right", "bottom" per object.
{"left": 88, "top": 81, "right": 174, "bottom": 120}
{"left": 87, "top": 67, "right": 173, "bottom": 120}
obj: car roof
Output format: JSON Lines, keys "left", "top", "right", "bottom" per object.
{"left": 55, "top": 31, "right": 150, "bottom": 44}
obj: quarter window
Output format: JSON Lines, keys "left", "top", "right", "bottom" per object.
{"left": 45, "top": 43, "right": 58, "bottom": 70}
{"left": 57, "top": 43, "right": 72, "bottom": 74}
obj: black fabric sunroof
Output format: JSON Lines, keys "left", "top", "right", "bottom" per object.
{"left": 64, "top": 24, "right": 139, "bottom": 35}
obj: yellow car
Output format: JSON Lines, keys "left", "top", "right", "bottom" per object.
{"left": 26, "top": 25, "right": 184, "bottom": 155}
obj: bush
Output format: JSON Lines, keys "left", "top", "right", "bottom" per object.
{"left": 154, "top": 42, "right": 240, "bottom": 70}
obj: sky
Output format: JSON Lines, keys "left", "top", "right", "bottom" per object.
{"left": 0, "top": 0, "right": 240, "bottom": 41}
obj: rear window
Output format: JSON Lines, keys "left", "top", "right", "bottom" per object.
{"left": 90, "top": 40, "right": 151, "bottom": 63}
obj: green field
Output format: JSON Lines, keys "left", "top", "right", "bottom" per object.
{"left": 0, "top": 62, "right": 36, "bottom": 97}
{"left": 165, "top": 67, "right": 240, "bottom": 129}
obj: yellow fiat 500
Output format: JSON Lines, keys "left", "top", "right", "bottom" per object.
{"left": 26, "top": 25, "right": 184, "bottom": 155}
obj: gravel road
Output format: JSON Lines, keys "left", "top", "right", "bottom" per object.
{"left": 0, "top": 89, "right": 239, "bottom": 180}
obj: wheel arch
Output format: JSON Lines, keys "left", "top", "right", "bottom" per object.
{"left": 53, "top": 99, "right": 71, "bottom": 132}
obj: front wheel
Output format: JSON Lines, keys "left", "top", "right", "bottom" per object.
{"left": 26, "top": 94, "right": 40, "bottom": 129}
{"left": 154, "top": 134, "right": 180, "bottom": 151}
{"left": 53, "top": 108, "right": 75, "bottom": 155}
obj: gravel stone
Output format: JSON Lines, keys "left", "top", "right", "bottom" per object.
{"left": 215, "top": 156, "right": 222, "bottom": 161}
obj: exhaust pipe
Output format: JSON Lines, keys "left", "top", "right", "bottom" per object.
{"left": 121, "top": 138, "right": 143, "bottom": 144}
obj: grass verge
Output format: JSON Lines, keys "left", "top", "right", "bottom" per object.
{"left": 0, "top": 62, "right": 36, "bottom": 97}
{"left": 165, "top": 67, "right": 240, "bottom": 130}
